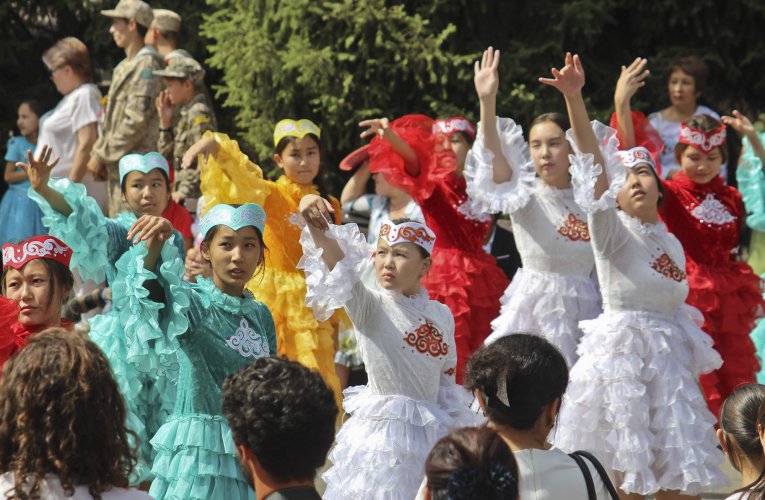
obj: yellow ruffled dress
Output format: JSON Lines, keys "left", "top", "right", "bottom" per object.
{"left": 200, "top": 132, "right": 344, "bottom": 405}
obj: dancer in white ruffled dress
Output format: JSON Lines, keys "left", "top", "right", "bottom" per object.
{"left": 544, "top": 53, "right": 725, "bottom": 498}
{"left": 297, "top": 194, "right": 480, "bottom": 500}
{"left": 464, "top": 47, "right": 600, "bottom": 366}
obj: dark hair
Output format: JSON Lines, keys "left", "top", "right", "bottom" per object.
{"left": 719, "top": 384, "right": 765, "bottom": 497}
{"left": 0, "top": 329, "right": 136, "bottom": 499}
{"left": 667, "top": 56, "right": 709, "bottom": 95}
{"left": 2, "top": 257, "right": 74, "bottom": 315}
{"left": 119, "top": 167, "right": 171, "bottom": 194}
{"left": 18, "top": 100, "right": 44, "bottom": 119}
{"left": 528, "top": 112, "right": 570, "bottom": 138}
{"left": 221, "top": 357, "right": 337, "bottom": 482}
{"left": 673, "top": 114, "right": 728, "bottom": 164}
{"left": 275, "top": 134, "right": 331, "bottom": 200}
{"left": 454, "top": 131, "right": 474, "bottom": 146}
{"left": 464, "top": 334, "right": 568, "bottom": 429}
{"left": 425, "top": 426, "right": 518, "bottom": 500}
{"left": 157, "top": 29, "right": 179, "bottom": 45}
{"left": 386, "top": 217, "right": 431, "bottom": 258}
{"left": 201, "top": 219, "right": 268, "bottom": 279}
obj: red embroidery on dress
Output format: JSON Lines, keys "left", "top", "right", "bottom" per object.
{"left": 558, "top": 213, "right": 590, "bottom": 242}
{"left": 443, "top": 367, "right": 455, "bottom": 376}
{"left": 650, "top": 253, "right": 686, "bottom": 282}
{"left": 404, "top": 321, "right": 448, "bottom": 357}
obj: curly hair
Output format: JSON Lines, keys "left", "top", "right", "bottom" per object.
{"left": 0, "top": 329, "right": 136, "bottom": 499}
{"left": 222, "top": 356, "right": 337, "bottom": 482}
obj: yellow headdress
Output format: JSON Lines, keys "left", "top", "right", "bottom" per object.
{"left": 273, "top": 119, "right": 322, "bottom": 147}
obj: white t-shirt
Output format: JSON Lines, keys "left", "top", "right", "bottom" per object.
{"left": 0, "top": 473, "right": 152, "bottom": 499}
{"left": 35, "top": 83, "right": 108, "bottom": 212}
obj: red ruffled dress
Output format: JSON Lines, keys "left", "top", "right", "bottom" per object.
{"left": 660, "top": 172, "right": 764, "bottom": 416}
{"left": 368, "top": 114, "right": 509, "bottom": 380}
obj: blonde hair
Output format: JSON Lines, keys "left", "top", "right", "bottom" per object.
{"left": 42, "top": 37, "right": 92, "bottom": 82}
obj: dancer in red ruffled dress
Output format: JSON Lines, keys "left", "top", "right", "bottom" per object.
{"left": 613, "top": 59, "right": 764, "bottom": 417}
{"left": 0, "top": 235, "right": 74, "bottom": 371}
{"left": 359, "top": 115, "right": 508, "bottom": 380}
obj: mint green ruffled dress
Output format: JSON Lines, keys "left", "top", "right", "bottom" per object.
{"left": 113, "top": 237, "right": 276, "bottom": 500}
{"left": 29, "top": 178, "right": 185, "bottom": 482}
{"left": 736, "top": 133, "right": 765, "bottom": 383}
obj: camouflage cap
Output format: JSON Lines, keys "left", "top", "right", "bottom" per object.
{"left": 101, "top": 0, "right": 154, "bottom": 28}
{"left": 151, "top": 9, "right": 181, "bottom": 33}
{"left": 153, "top": 54, "right": 204, "bottom": 82}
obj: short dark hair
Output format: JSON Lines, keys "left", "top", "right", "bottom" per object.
{"left": 221, "top": 357, "right": 337, "bottom": 482}
{"left": 464, "top": 334, "right": 568, "bottom": 429}
{"left": 667, "top": 56, "right": 709, "bottom": 95}
{"left": 425, "top": 426, "right": 518, "bottom": 500}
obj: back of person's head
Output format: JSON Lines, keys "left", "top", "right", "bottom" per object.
{"left": 720, "top": 384, "right": 765, "bottom": 471}
{"left": 222, "top": 357, "right": 337, "bottom": 484}
{"left": 425, "top": 426, "right": 518, "bottom": 500}
{"left": 464, "top": 334, "right": 568, "bottom": 429}
{"left": 0, "top": 328, "right": 135, "bottom": 499}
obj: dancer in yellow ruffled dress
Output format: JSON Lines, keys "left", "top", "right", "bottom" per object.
{"left": 183, "top": 119, "right": 344, "bottom": 403}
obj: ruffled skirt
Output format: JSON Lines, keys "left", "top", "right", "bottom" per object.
{"left": 554, "top": 307, "right": 726, "bottom": 495}
{"left": 686, "top": 260, "right": 764, "bottom": 416}
{"left": 484, "top": 268, "right": 601, "bottom": 367}
{"left": 323, "top": 386, "right": 480, "bottom": 500}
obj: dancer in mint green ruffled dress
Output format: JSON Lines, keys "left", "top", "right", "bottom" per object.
{"left": 114, "top": 203, "right": 276, "bottom": 499}
{"left": 726, "top": 110, "right": 765, "bottom": 383}
{"left": 23, "top": 147, "right": 184, "bottom": 483}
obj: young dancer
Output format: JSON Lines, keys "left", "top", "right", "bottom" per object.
{"left": 547, "top": 53, "right": 725, "bottom": 498}
{"left": 359, "top": 113, "right": 508, "bottom": 379}
{"left": 465, "top": 47, "right": 600, "bottom": 366}
{"left": 298, "top": 196, "right": 480, "bottom": 500}
{"left": 113, "top": 202, "right": 276, "bottom": 499}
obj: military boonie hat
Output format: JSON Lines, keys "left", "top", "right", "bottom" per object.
{"left": 101, "top": 0, "right": 154, "bottom": 28}
{"left": 153, "top": 54, "right": 204, "bottom": 82}
{"left": 151, "top": 9, "right": 181, "bottom": 33}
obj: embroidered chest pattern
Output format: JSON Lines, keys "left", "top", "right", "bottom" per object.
{"left": 650, "top": 253, "right": 686, "bottom": 282}
{"left": 403, "top": 321, "right": 449, "bottom": 358}
{"left": 557, "top": 213, "right": 590, "bottom": 242}
{"left": 690, "top": 193, "right": 736, "bottom": 225}
{"left": 225, "top": 318, "right": 269, "bottom": 358}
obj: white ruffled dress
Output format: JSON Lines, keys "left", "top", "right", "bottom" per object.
{"left": 554, "top": 123, "right": 726, "bottom": 495}
{"left": 298, "top": 223, "right": 481, "bottom": 500}
{"left": 464, "top": 117, "right": 601, "bottom": 366}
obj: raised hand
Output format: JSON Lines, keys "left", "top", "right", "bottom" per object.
{"left": 18, "top": 145, "right": 60, "bottom": 192}
{"left": 614, "top": 57, "right": 649, "bottom": 106}
{"left": 126, "top": 215, "right": 174, "bottom": 247}
{"left": 474, "top": 47, "right": 501, "bottom": 100}
{"left": 181, "top": 135, "right": 217, "bottom": 169}
{"left": 359, "top": 118, "right": 390, "bottom": 139}
{"left": 539, "top": 53, "right": 585, "bottom": 96}
{"left": 722, "top": 110, "right": 756, "bottom": 137}
{"left": 156, "top": 90, "right": 174, "bottom": 129}
{"left": 299, "top": 194, "right": 335, "bottom": 232}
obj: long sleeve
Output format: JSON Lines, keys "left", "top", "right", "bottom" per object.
{"left": 737, "top": 133, "right": 765, "bottom": 232}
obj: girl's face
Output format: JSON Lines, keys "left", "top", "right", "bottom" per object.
{"left": 668, "top": 69, "right": 698, "bottom": 109}
{"left": 374, "top": 240, "right": 430, "bottom": 296}
{"left": 274, "top": 136, "right": 320, "bottom": 185}
{"left": 202, "top": 225, "right": 263, "bottom": 296}
{"left": 122, "top": 169, "right": 170, "bottom": 216}
{"left": 17, "top": 103, "right": 39, "bottom": 138}
{"left": 617, "top": 164, "right": 661, "bottom": 220}
{"left": 449, "top": 133, "right": 471, "bottom": 174}
{"left": 4, "top": 260, "right": 67, "bottom": 327}
{"left": 679, "top": 145, "right": 722, "bottom": 185}
{"left": 528, "top": 121, "right": 571, "bottom": 188}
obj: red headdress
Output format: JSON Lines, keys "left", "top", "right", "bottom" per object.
{"left": 2, "top": 236, "right": 73, "bottom": 271}
{"left": 433, "top": 117, "right": 476, "bottom": 141}
{"left": 678, "top": 122, "right": 727, "bottom": 155}
{"left": 339, "top": 144, "right": 370, "bottom": 171}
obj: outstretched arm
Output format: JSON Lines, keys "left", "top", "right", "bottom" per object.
{"left": 723, "top": 110, "right": 765, "bottom": 170}
{"left": 19, "top": 145, "right": 73, "bottom": 216}
{"left": 360, "top": 118, "right": 420, "bottom": 176}
{"left": 299, "top": 194, "right": 344, "bottom": 270}
{"left": 540, "top": 53, "right": 608, "bottom": 200}
{"left": 474, "top": 47, "right": 513, "bottom": 183}
{"left": 613, "top": 57, "right": 650, "bottom": 150}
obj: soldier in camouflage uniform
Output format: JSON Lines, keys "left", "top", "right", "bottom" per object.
{"left": 145, "top": 9, "right": 181, "bottom": 58}
{"left": 154, "top": 54, "right": 217, "bottom": 213}
{"left": 89, "top": 0, "right": 163, "bottom": 216}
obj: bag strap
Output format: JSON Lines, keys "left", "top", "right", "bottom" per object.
{"left": 569, "top": 452, "right": 596, "bottom": 500}
{"left": 571, "top": 450, "right": 620, "bottom": 500}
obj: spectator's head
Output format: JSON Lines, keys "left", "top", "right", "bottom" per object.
{"left": 425, "top": 426, "right": 519, "bottom": 500}
{"left": 465, "top": 334, "right": 568, "bottom": 434}
{"left": 674, "top": 114, "right": 727, "bottom": 185}
{"left": 222, "top": 357, "right": 337, "bottom": 494}
{"left": 42, "top": 37, "right": 92, "bottom": 94}
{"left": 2, "top": 236, "right": 74, "bottom": 329}
{"left": 15, "top": 99, "right": 42, "bottom": 140}
{"left": 0, "top": 329, "right": 136, "bottom": 496}
{"left": 666, "top": 56, "right": 709, "bottom": 109}
{"left": 528, "top": 112, "right": 573, "bottom": 189}
{"left": 718, "top": 384, "right": 765, "bottom": 488}
{"left": 145, "top": 9, "right": 181, "bottom": 55}
{"left": 101, "top": 0, "right": 154, "bottom": 49}
{"left": 119, "top": 152, "right": 171, "bottom": 216}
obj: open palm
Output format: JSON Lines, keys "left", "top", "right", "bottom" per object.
{"left": 18, "top": 145, "right": 60, "bottom": 191}
{"left": 474, "top": 47, "right": 500, "bottom": 99}
{"left": 539, "top": 53, "right": 585, "bottom": 96}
